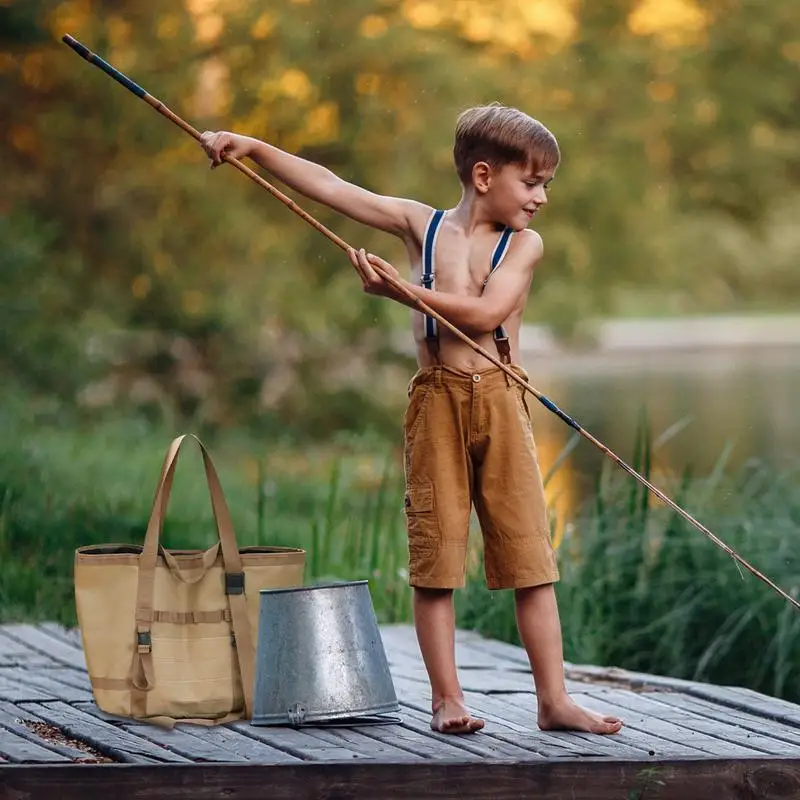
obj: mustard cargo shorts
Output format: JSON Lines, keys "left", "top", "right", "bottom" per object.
{"left": 402, "top": 365, "right": 560, "bottom": 590}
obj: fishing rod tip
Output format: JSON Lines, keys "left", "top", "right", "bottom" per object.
{"left": 61, "top": 34, "right": 91, "bottom": 59}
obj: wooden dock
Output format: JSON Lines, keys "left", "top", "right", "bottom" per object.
{"left": 1, "top": 622, "right": 799, "bottom": 799}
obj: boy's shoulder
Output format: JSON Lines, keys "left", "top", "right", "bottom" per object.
{"left": 509, "top": 228, "right": 544, "bottom": 267}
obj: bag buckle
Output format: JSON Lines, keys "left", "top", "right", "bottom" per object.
{"left": 137, "top": 629, "right": 152, "bottom": 654}
{"left": 225, "top": 572, "right": 245, "bottom": 595}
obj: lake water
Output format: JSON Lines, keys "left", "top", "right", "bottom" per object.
{"left": 523, "top": 347, "right": 800, "bottom": 526}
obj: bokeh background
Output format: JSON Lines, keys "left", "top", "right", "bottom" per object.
{"left": 2, "top": 0, "right": 799, "bottom": 700}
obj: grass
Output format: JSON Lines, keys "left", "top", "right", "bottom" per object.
{"left": 1, "top": 407, "right": 799, "bottom": 703}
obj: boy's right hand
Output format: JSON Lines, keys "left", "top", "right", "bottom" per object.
{"left": 200, "top": 131, "right": 252, "bottom": 169}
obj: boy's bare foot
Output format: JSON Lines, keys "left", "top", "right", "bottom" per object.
{"left": 538, "top": 696, "right": 623, "bottom": 735}
{"left": 430, "top": 698, "right": 485, "bottom": 734}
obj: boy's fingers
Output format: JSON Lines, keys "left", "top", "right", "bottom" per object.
{"left": 348, "top": 248, "right": 369, "bottom": 283}
{"left": 367, "top": 253, "right": 399, "bottom": 280}
{"left": 358, "top": 248, "right": 376, "bottom": 279}
{"left": 366, "top": 253, "right": 390, "bottom": 269}
{"left": 347, "top": 247, "right": 361, "bottom": 271}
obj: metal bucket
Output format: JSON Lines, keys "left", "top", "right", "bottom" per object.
{"left": 251, "top": 580, "right": 400, "bottom": 726}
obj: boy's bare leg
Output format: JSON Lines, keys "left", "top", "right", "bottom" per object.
{"left": 413, "top": 587, "right": 485, "bottom": 734}
{"left": 515, "top": 584, "right": 623, "bottom": 734}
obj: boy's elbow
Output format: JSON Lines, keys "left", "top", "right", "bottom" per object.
{"left": 475, "top": 305, "right": 510, "bottom": 333}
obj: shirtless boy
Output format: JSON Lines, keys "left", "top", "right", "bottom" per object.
{"left": 201, "top": 104, "right": 623, "bottom": 736}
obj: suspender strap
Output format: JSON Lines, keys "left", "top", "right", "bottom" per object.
{"left": 422, "top": 209, "right": 446, "bottom": 342}
{"left": 488, "top": 227, "right": 515, "bottom": 361}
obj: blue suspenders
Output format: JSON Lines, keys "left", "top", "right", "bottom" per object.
{"left": 421, "top": 209, "right": 446, "bottom": 341}
{"left": 421, "top": 209, "right": 514, "bottom": 359}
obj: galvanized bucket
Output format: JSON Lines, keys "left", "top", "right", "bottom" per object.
{"left": 251, "top": 580, "right": 400, "bottom": 726}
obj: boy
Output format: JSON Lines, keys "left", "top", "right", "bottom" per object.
{"left": 200, "top": 104, "right": 622, "bottom": 736}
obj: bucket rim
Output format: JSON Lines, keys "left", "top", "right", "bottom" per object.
{"left": 258, "top": 579, "right": 369, "bottom": 596}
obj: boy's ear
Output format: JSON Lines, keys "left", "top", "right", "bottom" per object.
{"left": 472, "top": 161, "right": 492, "bottom": 194}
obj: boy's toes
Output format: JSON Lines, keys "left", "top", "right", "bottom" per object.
{"left": 441, "top": 714, "right": 471, "bottom": 732}
{"left": 592, "top": 716, "right": 623, "bottom": 734}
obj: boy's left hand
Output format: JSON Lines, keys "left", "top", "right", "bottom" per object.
{"left": 348, "top": 248, "right": 406, "bottom": 302}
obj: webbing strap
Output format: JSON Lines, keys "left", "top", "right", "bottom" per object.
{"left": 422, "top": 209, "right": 446, "bottom": 340}
{"left": 488, "top": 226, "right": 515, "bottom": 343}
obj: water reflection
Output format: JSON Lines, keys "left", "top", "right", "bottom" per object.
{"left": 527, "top": 348, "right": 800, "bottom": 532}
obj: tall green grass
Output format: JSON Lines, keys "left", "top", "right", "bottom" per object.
{"left": 1, "top": 410, "right": 798, "bottom": 703}
{"left": 0, "top": 410, "right": 411, "bottom": 626}
{"left": 459, "top": 422, "right": 800, "bottom": 702}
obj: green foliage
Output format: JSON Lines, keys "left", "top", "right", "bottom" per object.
{"left": 1, "top": 1, "right": 799, "bottom": 431}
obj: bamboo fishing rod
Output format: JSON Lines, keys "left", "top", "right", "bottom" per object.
{"left": 62, "top": 34, "right": 800, "bottom": 612}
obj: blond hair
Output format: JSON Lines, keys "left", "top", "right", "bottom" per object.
{"left": 453, "top": 104, "right": 560, "bottom": 185}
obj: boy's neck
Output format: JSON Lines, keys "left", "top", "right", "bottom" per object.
{"left": 448, "top": 189, "right": 503, "bottom": 236}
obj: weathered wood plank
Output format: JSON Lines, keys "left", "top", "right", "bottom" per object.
{"left": 36, "top": 666, "right": 93, "bottom": 692}
{"left": 441, "top": 691, "right": 655, "bottom": 761}
{"left": 0, "top": 667, "right": 94, "bottom": 703}
{"left": 0, "top": 725, "right": 72, "bottom": 763}
{"left": 20, "top": 702, "right": 191, "bottom": 763}
{"left": 389, "top": 663, "right": 537, "bottom": 694}
{"left": 396, "top": 705, "right": 543, "bottom": 761}
{"left": 230, "top": 722, "right": 385, "bottom": 762}
{"left": 36, "top": 623, "right": 84, "bottom": 650}
{"left": 382, "top": 625, "right": 524, "bottom": 671}
{"left": 683, "top": 685, "right": 800, "bottom": 728}
{"left": 4, "top": 758, "right": 800, "bottom": 800}
{"left": 494, "top": 691, "right": 709, "bottom": 759}
{"left": 468, "top": 692, "right": 656, "bottom": 760}
{"left": 0, "top": 630, "right": 53, "bottom": 668}
{"left": 0, "top": 701, "right": 106, "bottom": 762}
{"left": 0, "top": 675, "right": 56, "bottom": 703}
{"left": 586, "top": 689, "right": 800, "bottom": 757}
{"left": 299, "top": 726, "right": 423, "bottom": 762}
{"left": 651, "top": 691, "right": 800, "bottom": 748}
{"left": 172, "top": 723, "right": 302, "bottom": 763}
{"left": 576, "top": 689, "right": 769, "bottom": 757}
{"left": 1, "top": 625, "right": 87, "bottom": 671}
{"left": 74, "top": 703, "right": 301, "bottom": 764}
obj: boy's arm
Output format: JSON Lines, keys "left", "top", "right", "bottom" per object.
{"left": 201, "top": 131, "right": 424, "bottom": 239}
{"left": 349, "top": 231, "right": 543, "bottom": 335}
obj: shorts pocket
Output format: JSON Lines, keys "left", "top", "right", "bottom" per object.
{"left": 404, "top": 482, "right": 434, "bottom": 515}
{"left": 513, "top": 387, "right": 533, "bottom": 429}
{"left": 404, "top": 385, "right": 434, "bottom": 439}
{"left": 404, "top": 482, "right": 438, "bottom": 564}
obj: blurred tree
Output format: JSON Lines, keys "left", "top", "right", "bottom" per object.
{"left": 1, "top": 0, "right": 799, "bottom": 433}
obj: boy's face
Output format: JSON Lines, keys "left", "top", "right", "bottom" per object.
{"left": 481, "top": 162, "right": 556, "bottom": 231}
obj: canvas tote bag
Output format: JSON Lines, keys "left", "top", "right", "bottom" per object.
{"left": 74, "top": 434, "right": 305, "bottom": 725}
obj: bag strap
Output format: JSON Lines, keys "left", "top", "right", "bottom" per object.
{"left": 129, "top": 434, "right": 257, "bottom": 719}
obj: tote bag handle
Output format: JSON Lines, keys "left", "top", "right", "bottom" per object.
{"left": 129, "top": 435, "right": 256, "bottom": 718}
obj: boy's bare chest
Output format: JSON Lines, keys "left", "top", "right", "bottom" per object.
{"left": 414, "top": 231, "right": 500, "bottom": 297}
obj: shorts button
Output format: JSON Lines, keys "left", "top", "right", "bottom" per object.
{"left": 472, "top": 374, "right": 481, "bottom": 383}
